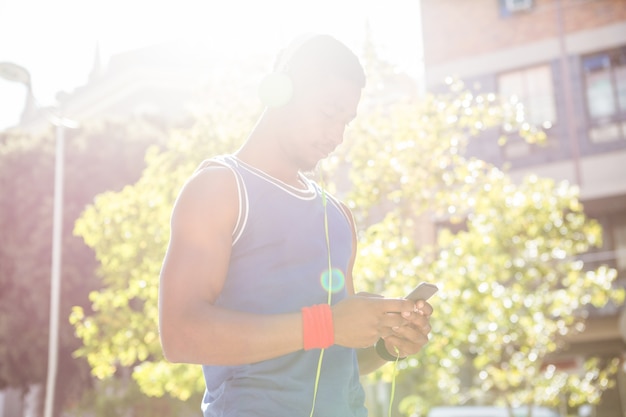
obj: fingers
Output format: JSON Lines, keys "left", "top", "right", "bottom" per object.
{"left": 383, "top": 330, "right": 429, "bottom": 358}
{"left": 376, "top": 298, "right": 432, "bottom": 330}
{"left": 404, "top": 303, "right": 433, "bottom": 330}
{"left": 378, "top": 312, "right": 410, "bottom": 337}
{"left": 384, "top": 320, "right": 431, "bottom": 355}
{"left": 354, "top": 295, "right": 430, "bottom": 316}
{"left": 413, "top": 300, "right": 433, "bottom": 316}
{"left": 380, "top": 301, "right": 434, "bottom": 357}
{"left": 332, "top": 295, "right": 434, "bottom": 351}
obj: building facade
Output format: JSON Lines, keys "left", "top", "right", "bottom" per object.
{"left": 419, "top": 0, "right": 626, "bottom": 415}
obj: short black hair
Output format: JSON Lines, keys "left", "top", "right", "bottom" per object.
{"left": 274, "top": 34, "right": 366, "bottom": 89}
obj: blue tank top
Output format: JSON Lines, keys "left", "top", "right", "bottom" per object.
{"left": 199, "top": 155, "right": 367, "bottom": 417}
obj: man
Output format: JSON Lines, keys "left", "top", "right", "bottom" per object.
{"left": 159, "top": 34, "right": 433, "bottom": 417}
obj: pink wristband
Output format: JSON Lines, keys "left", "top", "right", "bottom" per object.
{"left": 302, "top": 304, "right": 334, "bottom": 350}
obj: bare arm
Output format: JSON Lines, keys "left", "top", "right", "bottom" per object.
{"left": 338, "top": 203, "right": 433, "bottom": 375}
{"left": 159, "top": 166, "right": 304, "bottom": 365}
{"left": 338, "top": 203, "right": 392, "bottom": 374}
{"left": 158, "top": 167, "right": 419, "bottom": 366}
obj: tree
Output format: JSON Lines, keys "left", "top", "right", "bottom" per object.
{"left": 70, "top": 69, "right": 622, "bottom": 417}
{"left": 67, "top": 53, "right": 269, "bottom": 414}
{"left": 408, "top": 173, "right": 622, "bottom": 413}
{"left": 70, "top": 107, "right": 255, "bottom": 403}
{"left": 329, "top": 80, "right": 624, "bottom": 415}
{"left": 0, "top": 117, "right": 168, "bottom": 415}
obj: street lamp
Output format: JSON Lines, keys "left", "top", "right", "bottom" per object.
{"left": 0, "top": 62, "right": 78, "bottom": 417}
{"left": 0, "top": 61, "right": 31, "bottom": 87}
{"left": 0, "top": 61, "right": 35, "bottom": 125}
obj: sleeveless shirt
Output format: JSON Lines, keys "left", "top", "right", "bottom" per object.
{"left": 199, "top": 155, "right": 367, "bottom": 417}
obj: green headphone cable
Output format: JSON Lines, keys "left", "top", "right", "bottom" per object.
{"left": 308, "top": 177, "right": 333, "bottom": 417}
{"left": 388, "top": 349, "right": 401, "bottom": 417}
{"left": 312, "top": 176, "right": 400, "bottom": 417}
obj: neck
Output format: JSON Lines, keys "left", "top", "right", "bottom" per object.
{"left": 236, "top": 115, "right": 303, "bottom": 187}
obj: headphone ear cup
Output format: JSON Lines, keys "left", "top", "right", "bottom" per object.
{"left": 258, "top": 72, "right": 294, "bottom": 108}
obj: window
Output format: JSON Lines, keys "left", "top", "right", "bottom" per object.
{"left": 500, "top": 0, "right": 533, "bottom": 16}
{"left": 505, "top": 0, "right": 533, "bottom": 12}
{"left": 498, "top": 65, "right": 556, "bottom": 159}
{"left": 499, "top": 65, "right": 556, "bottom": 127}
{"left": 583, "top": 46, "right": 626, "bottom": 143}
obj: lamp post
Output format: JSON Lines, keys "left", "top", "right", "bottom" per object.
{"left": 0, "top": 62, "right": 77, "bottom": 417}
{"left": 43, "top": 114, "right": 77, "bottom": 417}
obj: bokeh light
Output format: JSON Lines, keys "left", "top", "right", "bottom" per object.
{"left": 320, "top": 268, "right": 346, "bottom": 294}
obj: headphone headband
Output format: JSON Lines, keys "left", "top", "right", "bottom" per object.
{"left": 260, "top": 33, "right": 365, "bottom": 108}
{"left": 273, "top": 33, "right": 322, "bottom": 73}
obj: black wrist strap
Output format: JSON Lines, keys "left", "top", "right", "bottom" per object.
{"left": 375, "top": 338, "right": 406, "bottom": 362}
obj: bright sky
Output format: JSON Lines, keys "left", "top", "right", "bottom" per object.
{"left": 0, "top": 0, "right": 424, "bottom": 130}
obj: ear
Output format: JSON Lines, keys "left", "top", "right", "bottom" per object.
{"left": 258, "top": 72, "right": 294, "bottom": 108}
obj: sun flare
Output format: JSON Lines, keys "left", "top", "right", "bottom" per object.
{"left": 0, "top": 0, "right": 422, "bottom": 129}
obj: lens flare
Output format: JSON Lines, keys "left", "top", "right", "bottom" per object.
{"left": 320, "top": 268, "right": 345, "bottom": 293}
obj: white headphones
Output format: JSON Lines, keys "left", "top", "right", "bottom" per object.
{"left": 258, "top": 33, "right": 322, "bottom": 108}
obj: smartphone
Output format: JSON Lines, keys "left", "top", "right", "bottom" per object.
{"left": 405, "top": 282, "right": 438, "bottom": 301}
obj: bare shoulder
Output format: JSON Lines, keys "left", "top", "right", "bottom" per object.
{"left": 170, "top": 164, "right": 239, "bottom": 241}
{"left": 159, "top": 163, "right": 240, "bottom": 342}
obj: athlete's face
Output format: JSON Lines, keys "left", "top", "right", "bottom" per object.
{"left": 281, "top": 75, "right": 361, "bottom": 171}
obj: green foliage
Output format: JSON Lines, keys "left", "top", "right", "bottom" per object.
{"left": 329, "top": 83, "right": 623, "bottom": 415}
{"left": 416, "top": 174, "right": 623, "bottom": 408}
{"left": 0, "top": 117, "right": 166, "bottom": 410}
{"left": 67, "top": 65, "right": 621, "bottom": 417}
{"left": 71, "top": 106, "right": 256, "bottom": 400}
{"left": 64, "top": 372, "right": 202, "bottom": 417}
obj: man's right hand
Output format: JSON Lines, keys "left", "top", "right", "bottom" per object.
{"left": 331, "top": 295, "right": 416, "bottom": 349}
